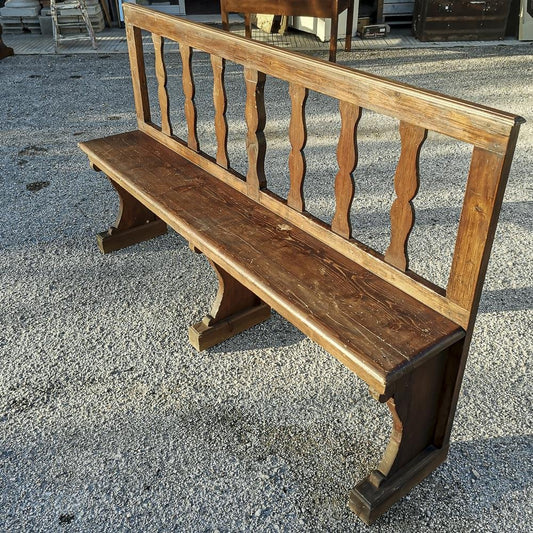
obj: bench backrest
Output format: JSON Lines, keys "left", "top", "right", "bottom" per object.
{"left": 123, "top": 4, "right": 523, "bottom": 333}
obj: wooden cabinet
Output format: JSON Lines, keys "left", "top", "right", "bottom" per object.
{"left": 413, "top": 0, "right": 513, "bottom": 40}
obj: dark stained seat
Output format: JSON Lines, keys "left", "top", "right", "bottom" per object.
{"left": 80, "top": 130, "right": 465, "bottom": 391}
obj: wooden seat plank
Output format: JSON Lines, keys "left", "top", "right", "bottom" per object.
{"left": 80, "top": 130, "right": 464, "bottom": 390}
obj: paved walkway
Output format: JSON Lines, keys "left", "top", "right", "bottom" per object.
{"left": 3, "top": 20, "right": 531, "bottom": 55}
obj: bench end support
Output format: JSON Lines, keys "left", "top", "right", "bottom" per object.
{"left": 96, "top": 219, "right": 167, "bottom": 254}
{"left": 188, "top": 258, "right": 271, "bottom": 350}
{"left": 188, "top": 302, "right": 270, "bottom": 351}
{"left": 348, "top": 340, "right": 464, "bottom": 524}
{"left": 348, "top": 445, "right": 448, "bottom": 525}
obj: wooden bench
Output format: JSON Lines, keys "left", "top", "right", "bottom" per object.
{"left": 79, "top": 4, "right": 523, "bottom": 524}
{"left": 220, "top": 0, "right": 354, "bottom": 62}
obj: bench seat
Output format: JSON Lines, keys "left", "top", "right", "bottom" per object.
{"left": 80, "top": 130, "right": 465, "bottom": 393}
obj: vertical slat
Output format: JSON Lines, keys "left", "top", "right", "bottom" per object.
{"left": 179, "top": 44, "right": 199, "bottom": 152}
{"left": 211, "top": 55, "right": 229, "bottom": 168}
{"left": 244, "top": 67, "right": 267, "bottom": 199}
{"left": 384, "top": 121, "right": 428, "bottom": 271}
{"left": 331, "top": 101, "right": 362, "bottom": 239}
{"left": 125, "top": 23, "right": 150, "bottom": 125}
{"left": 447, "top": 126, "right": 519, "bottom": 318}
{"left": 287, "top": 83, "right": 308, "bottom": 212}
{"left": 152, "top": 33, "right": 172, "bottom": 136}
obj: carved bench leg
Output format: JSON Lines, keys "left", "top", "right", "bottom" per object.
{"left": 189, "top": 258, "right": 270, "bottom": 351}
{"left": 96, "top": 174, "right": 167, "bottom": 254}
{"left": 348, "top": 341, "right": 464, "bottom": 524}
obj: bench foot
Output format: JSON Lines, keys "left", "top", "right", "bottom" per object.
{"left": 348, "top": 341, "right": 464, "bottom": 524}
{"left": 97, "top": 176, "right": 167, "bottom": 253}
{"left": 348, "top": 445, "right": 448, "bottom": 525}
{"left": 97, "top": 219, "right": 167, "bottom": 254}
{"left": 189, "top": 303, "right": 270, "bottom": 351}
{"left": 188, "top": 259, "right": 270, "bottom": 350}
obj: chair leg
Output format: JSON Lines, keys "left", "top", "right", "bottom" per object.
{"left": 244, "top": 13, "right": 252, "bottom": 39}
{"left": 345, "top": 1, "right": 354, "bottom": 52}
{"left": 221, "top": 7, "right": 230, "bottom": 31}
{"left": 96, "top": 174, "right": 166, "bottom": 254}
{"left": 348, "top": 340, "right": 465, "bottom": 524}
{"left": 329, "top": 14, "right": 339, "bottom": 62}
{"left": 189, "top": 258, "right": 270, "bottom": 350}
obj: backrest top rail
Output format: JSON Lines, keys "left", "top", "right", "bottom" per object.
{"left": 124, "top": 3, "right": 523, "bottom": 155}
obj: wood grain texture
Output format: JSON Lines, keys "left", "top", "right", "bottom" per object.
{"left": 447, "top": 125, "right": 520, "bottom": 321}
{"left": 124, "top": 4, "right": 522, "bottom": 154}
{"left": 384, "top": 122, "right": 427, "bottom": 271}
{"left": 244, "top": 67, "right": 267, "bottom": 198}
{"left": 211, "top": 55, "right": 229, "bottom": 168}
{"left": 287, "top": 83, "right": 308, "bottom": 212}
{"left": 188, "top": 259, "right": 270, "bottom": 350}
{"left": 133, "top": 119, "right": 471, "bottom": 329}
{"left": 95, "top": 176, "right": 166, "bottom": 253}
{"left": 79, "top": 130, "right": 465, "bottom": 394}
{"left": 85, "top": 9, "right": 525, "bottom": 525}
{"left": 126, "top": 22, "right": 150, "bottom": 126}
{"left": 189, "top": 303, "right": 271, "bottom": 351}
{"left": 179, "top": 44, "right": 199, "bottom": 152}
{"left": 349, "top": 339, "right": 464, "bottom": 524}
{"left": 152, "top": 33, "right": 172, "bottom": 136}
{"left": 331, "top": 101, "right": 362, "bottom": 239}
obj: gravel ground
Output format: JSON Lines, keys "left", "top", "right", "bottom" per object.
{"left": 0, "top": 45, "right": 532, "bottom": 532}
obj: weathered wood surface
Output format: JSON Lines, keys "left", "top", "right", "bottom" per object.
{"left": 331, "top": 101, "right": 361, "bottom": 239}
{"left": 287, "top": 83, "right": 308, "bottom": 212}
{"left": 179, "top": 44, "right": 199, "bottom": 152}
{"left": 95, "top": 177, "right": 167, "bottom": 254}
{"left": 211, "top": 55, "right": 230, "bottom": 168}
{"left": 152, "top": 34, "right": 172, "bottom": 136}
{"left": 126, "top": 4, "right": 520, "bottom": 154}
{"left": 80, "top": 130, "right": 465, "bottom": 393}
{"left": 446, "top": 137, "right": 520, "bottom": 327}
{"left": 189, "top": 259, "right": 270, "bottom": 350}
{"left": 244, "top": 67, "right": 267, "bottom": 197}
{"left": 123, "top": 3, "right": 524, "bottom": 331}
{"left": 349, "top": 341, "right": 463, "bottom": 524}
{"left": 126, "top": 23, "right": 150, "bottom": 125}
{"left": 384, "top": 122, "right": 427, "bottom": 271}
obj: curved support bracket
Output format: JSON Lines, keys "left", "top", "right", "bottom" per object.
{"left": 188, "top": 259, "right": 270, "bottom": 351}
{"left": 96, "top": 177, "right": 167, "bottom": 253}
{"left": 348, "top": 340, "right": 465, "bottom": 524}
